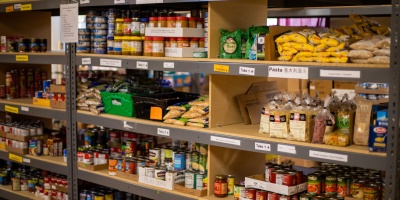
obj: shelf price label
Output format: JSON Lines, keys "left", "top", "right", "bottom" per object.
{"left": 309, "top": 150, "right": 348, "bottom": 162}
{"left": 5, "top": 105, "right": 19, "bottom": 114}
{"left": 239, "top": 66, "right": 255, "bottom": 76}
{"left": 20, "top": 4, "right": 32, "bottom": 11}
{"left": 123, "top": 121, "right": 134, "bottom": 130}
{"left": 5, "top": 6, "right": 13, "bottom": 13}
{"left": 320, "top": 70, "right": 361, "bottom": 79}
{"left": 210, "top": 136, "right": 241, "bottom": 146}
{"left": 16, "top": 55, "right": 28, "bottom": 62}
{"left": 255, "top": 142, "right": 271, "bottom": 152}
{"left": 114, "top": 0, "right": 126, "bottom": 4}
{"left": 136, "top": 61, "right": 148, "bottom": 69}
{"left": 137, "top": 0, "right": 163, "bottom": 4}
{"left": 21, "top": 106, "right": 29, "bottom": 112}
{"left": 268, "top": 66, "right": 309, "bottom": 79}
{"left": 82, "top": 58, "right": 91, "bottom": 65}
{"left": 80, "top": 0, "right": 90, "bottom": 4}
{"left": 277, "top": 144, "right": 296, "bottom": 154}
{"left": 100, "top": 59, "right": 122, "bottom": 67}
{"left": 23, "top": 158, "right": 30, "bottom": 163}
{"left": 9, "top": 153, "right": 22, "bottom": 163}
{"left": 214, "top": 64, "right": 230, "bottom": 73}
{"left": 14, "top": 4, "right": 21, "bottom": 10}
{"left": 163, "top": 62, "right": 175, "bottom": 69}
{"left": 157, "top": 128, "right": 170, "bottom": 137}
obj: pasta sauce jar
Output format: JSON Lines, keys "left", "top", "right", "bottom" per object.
{"left": 214, "top": 175, "right": 228, "bottom": 198}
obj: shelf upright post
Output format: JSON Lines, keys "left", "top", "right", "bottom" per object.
{"left": 386, "top": 0, "right": 400, "bottom": 199}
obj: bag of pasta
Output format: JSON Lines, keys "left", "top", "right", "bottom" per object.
{"left": 259, "top": 96, "right": 279, "bottom": 134}
{"left": 312, "top": 96, "right": 335, "bottom": 144}
{"left": 289, "top": 97, "right": 312, "bottom": 142}
{"left": 269, "top": 93, "right": 295, "bottom": 139}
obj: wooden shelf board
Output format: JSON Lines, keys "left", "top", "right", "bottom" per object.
{"left": 0, "top": 184, "right": 41, "bottom": 200}
{"left": 24, "top": 154, "right": 67, "bottom": 166}
{"left": 0, "top": 51, "right": 65, "bottom": 56}
{"left": 0, "top": 98, "right": 66, "bottom": 112}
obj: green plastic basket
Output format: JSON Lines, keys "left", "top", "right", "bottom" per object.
{"left": 101, "top": 92, "right": 136, "bottom": 117}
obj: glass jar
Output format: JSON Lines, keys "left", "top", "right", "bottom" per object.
{"left": 140, "top": 18, "right": 149, "bottom": 37}
{"left": 123, "top": 18, "right": 132, "bottom": 36}
{"left": 40, "top": 39, "right": 47, "bottom": 52}
{"left": 152, "top": 37, "right": 164, "bottom": 57}
{"left": 170, "top": 38, "right": 177, "bottom": 48}
{"left": 190, "top": 38, "right": 199, "bottom": 48}
{"left": 158, "top": 17, "right": 167, "bottom": 28}
{"left": 131, "top": 18, "right": 140, "bottom": 36}
{"left": 144, "top": 37, "right": 153, "bottom": 56}
{"left": 130, "top": 36, "right": 143, "bottom": 56}
{"left": 214, "top": 175, "right": 228, "bottom": 198}
{"left": 107, "top": 39, "right": 114, "bottom": 55}
{"left": 149, "top": 17, "right": 158, "bottom": 28}
{"left": 176, "top": 17, "right": 188, "bottom": 28}
{"left": 122, "top": 36, "right": 131, "bottom": 55}
{"left": 197, "top": 18, "right": 203, "bottom": 28}
{"left": 113, "top": 36, "right": 122, "bottom": 55}
{"left": 30, "top": 38, "right": 40, "bottom": 52}
{"left": 164, "top": 38, "right": 171, "bottom": 48}
{"left": 167, "top": 17, "right": 176, "bottom": 28}
{"left": 199, "top": 38, "right": 205, "bottom": 48}
{"left": 189, "top": 17, "right": 196, "bottom": 28}
{"left": 115, "top": 18, "right": 124, "bottom": 36}
{"left": 177, "top": 37, "right": 189, "bottom": 48}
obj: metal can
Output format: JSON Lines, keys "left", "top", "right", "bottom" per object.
{"left": 11, "top": 177, "right": 20, "bottom": 191}
{"left": 271, "top": 169, "right": 284, "bottom": 184}
{"left": 268, "top": 192, "right": 279, "bottom": 200}
{"left": 164, "top": 148, "right": 173, "bottom": 168}
{"left": 83, "top": 151, "right": 94, "bottom": 165}
{"left": 174, "top": 152, "right": 186, "bottom": 171}
{"left": 125, "top": 140, "right": 136, "bottom": 157}
{"left": 363, "top": 183, "right": 379, "bottom": 200}
{"left": 378, "top": 83, "right": 389, "bottom": 88}
{"left": 245, "top": 188, "right": 256, "bottom": 199}
{"left": 43, "top": 80, "right": 51, "bottom": 92}
{"left": 185, "top": 171, "right": 195, "bottom": 189}
{"left": 160, "top": 148, "right": 167, "bottom": 165}
{"left": 94, "top": 192, "right": 105, "bottom": 200}
{"left": 277, "top": 172, "right": 295, "bottom": 186}
{"left": 186, "top": 152, "right": 192, "bottom": 170}
{"left": 79, "top": 190, "right": 87, "bottom": 200}
{"left": 256, "top": 190, "right": 267, "bottom": 200}
{"left": 227, "top": 175, "right": 235, "bottom": 195}
{"left": 265, "top": 163, "right": 275, "bottom": 182}
{"left": 299, "top": 193, "right": 314, "bottom": 200}
{"left": 308, "top": 174, "right": 321, "bottom": 195}
{"left": 367, "top": 94, "right": 379, "bottom": 100}
{"left": 337, "top": 176, "right": 348, "bottom": 197}
{"left": 378, "top": 94, "right": 389, "bottom": 99}
{"left": 325, "top": 175, "right": 337, "bottom": 195}
{"left": 155, "top": 166, "right": 166, "bottom": 180}
{"left": 280, "top": 195, "right": 290, "bottom": 200}
{"left": 351, "top": 179, "right": 365, "bottom": 199}
{"left": 234, "top": 181, "right": 245, "bottom": 200}
{"left": 116, "top": 157, "right": 124, "bottom": 171}
{"left": 366, "top": 82, "right": 378, "bottom": 89}
{"left": 195, "top": 173, "right": 204, "bottom": 190}
{"left": 149, "top": 148, "right": 161, "bottom": 165}
{"left": 125, "top": 158, "right": 135, "bottom": 174}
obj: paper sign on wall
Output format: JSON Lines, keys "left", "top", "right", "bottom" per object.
{"left": 60, "top": 3, "right": 79, "bottom": 43}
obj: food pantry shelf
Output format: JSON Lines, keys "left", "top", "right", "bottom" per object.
{"left": 0, "top": 98, "right": 67, "bottom": 120}
{"left": 0, "top": 52, "right": 66, "bottom": 65}
{"left": 77, "top": 168, "right": 197, "bottom": 200}
{"left": 0, "top": 184, "right": 41, "bottom": 200}
{"left": 0, "top": 150, "right": 68, "bottom": 175}
{"left": 0, "top": 0, "right": 60, "bottom": 13}
{"left": 78, "top": 0, "right": 220, "bottom": 7}
{"left": 77, "top": 111, "right": 386, "bottom": 171}
{"left": 76, "top": 54, "right": 389, "bottom": 82}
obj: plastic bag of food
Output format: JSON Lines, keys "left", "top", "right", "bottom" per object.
{"left": 314, "top": 57, "right": 330, "bottom": 63}
{"left": 368, "top": 56, "right": 390, "bottom": 64}
{"left": 375, "top": 37, "right": 391, "bottom": 49}
{"left": 245, "top": 26, "right": 269, "bottom": 59}
{"left": 329, "top": 57, "right": 348, "bottom": 63}
{"left": 331, "top": 50, "right": 348, "bottom": 57}
{"left": 282, "top": 47, "right": 298, "bottom": 54}
{"left": 289, "top": 97, "right": 311, "bottom": 142}
{"left": 313, "top": 52, "right": 331, "bottom": 57}
{"left": 167, "top": 106, "right": 187, "bottom": 112}
{"left": 347, "top": 50, "right": 374, "bottom": 59}
{"left": 350, "top": 58, "right": 369, "bottom": 64}
{"left": 189, "top": 96, "right": 209, "bottom": 107}
{"left": 353, "top": 100, "right": 372, "bottom": 145}
{"left": 349, "top": 40, "right": 377, "bottom": 51}
{"left": 187, "top": 122, "right": 208, "bottom": 128}
{"left": 269, "top": 93, "right": 295, "bottom": 139}
{"left": 371, "top": 25, "right": 391, "bottom": 36}
{"left": 308, "top": 34, "right": 322, "bottom": 45}
{"left": 373, "top": 49, "right": 390, "bottom": 56}
{"left": 78, "top": 106, "right": 90, "bottom": 111}
{"left": 297, "top": 52, "right": 313, "bottom": 57}
{"left": 332, "top": 94, "right": 356, "bottom": 146}
{"left": 173, "top": 118, "right": 189, "bottom": 126}
{"left": 275, "top": 33, "right": 295, "bottom": 43}
{"left": 312, "top": 96, "right": 335, "bottom": 144}
{"left": 259, "top": 96, "right": 279, "bottom": 134}
{"left": 164, "top": 119, "right": 179, "bottom": 124}
{"left": 320, "top": 37, "right": 340, "bottom": 47}
{"left": 289, "top": 32, "right": 308, "bottom": 44}
{"left": 85, "top": 98, "right": 102, "bottom": 106}
{"left": 278, "top": 56, "right": 292, "bottom": 61}
{"left": 189, "top": 106, "right": 209, "bottom": 115}
{"left": 220, "top": 29, "right": 243, "bottom": 59}
{"left": 189, "top": 116, "right": 209, "bottom": 124}
{"left": 326, "top": 43, "right": 346, "bottom": 52}
{"left": 163, "top": 110, "right": 185, "bottom": 120}
{"left": 182, "top": 110, "right": 203, "bottom": 119}
{"left": 298, "top": 57, "right": 314, "bottom": 62}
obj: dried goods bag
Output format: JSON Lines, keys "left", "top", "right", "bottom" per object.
{"left": 353, "top": 100, "right": 373, "bottom": 145}
{"left": 368, "top": 56, "right": 390, "bottom": 64}
{"left": 347, "top": 50, "right": 374, "bottom": 59}
{"left": 269, "top": 93, "right": 295, "bottom": 139}
{"left": 220, "top": 29, "right": 243, "bottom": 59}
{"left": 289, "top": 98, "right": 311, "bottom": 142}
{"left": 259, "top": 97, "right": 279, "bottom": 134}
{"left": 312, "top": 96, "right": 335, "bottom": 144}
{"left": 373, "top": 49, "right": 390, "bottom": 57}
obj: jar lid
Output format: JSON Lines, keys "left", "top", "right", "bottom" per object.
{"left": 149, "top": 17, "right": 158, "bottom": 21}
{"left": 124, "top": 18, "right": 132, "bottom": 22}
{"left": 199, "top": 38, "right": 205, "bottom": 41}
{"left": 215, "top": 175, "right": 228, "bottom": 179}
{"left": 153, "top": 37, "right": 165, "bottom": 41}
{"left": 189, "top": 17, "right": 196, "bottom": 21}
{"left": 170, "top": 37, "right": 177, "bottom": 41}
{"left": 116, "top": 18, "right": 124, "bottom": 22}
{"left": 140, "top": 18, "right": 149, "bottom": 22}
{"left": 190, "top": 38, "right": 199, "bottom": 41}
{"left": 197, "top": 18, "right": 203, "bottom": 22}
{"left": 131, "top": 36, "right": 142, "bottom": 41}
{"left": 176, "top": 16, "right": 188, "bottom": 20}
{"left": 158, "top": 17, "right": 167, "bottom": 20}
{"left": 145, "top": 36, "right": 153, "bottom": 40}
{"left": 177, "top": 37, "right": 188, "bottom": 41}
{"left": 167, "top": 17, "right": 176, "bottom": 20}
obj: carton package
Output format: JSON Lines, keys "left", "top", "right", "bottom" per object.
{"left": 369, "top": 125, "right": 387, "bottom": 152}
{"left": 353, "top": 100, "right": 373, "bottom": 146}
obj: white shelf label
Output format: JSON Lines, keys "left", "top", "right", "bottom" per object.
{"left": 60, "top": 3, "right": 79, "bottom": 43}
{"left": 80, "top": 0, "right": 90, "bottom": 4}
{"left": 268, "top": 66, "right": 309, "bottom": 79}
{"left": 82, "top": 58, "right": 91, "bottom": 65}
{"left": 157, "top": 128, "right": 170, "bottom": 137}
{"left": 163, "top": 62, "right": 175, "bottom": 69}
{"left": 114, "top": 0, "right": 126, "bottom": 4}
{"left": 255, "top": 142, "right": 271, "bottom": 152}
{"left": 309, "top": 150, "right": 348, "bottom": 162}
{"left": 21, "top": 107, "right": 29, "bottom": 112}
{"left": 14, "top": 4, "right": 21, "bottom": 9}
{"left": 137, "top": 61, "right": 149, "bottom": 69}
{"left": 139, "top": 176, "right": 173, "bottom": 190}
{"left": 277, "top": 144, "right": 296, "bottom": 154}
{"left": 137, "top": 0, "right": 163, "bottom": 4}
{"left": 22, "top": 158, "right": 30, "bottom": 163}
{"left": 123, "top": 121, "right": 134, "bottom": 130}
{"left": 239, "top": 66, "right": 255, "bottom": 76}
{"left": 100, "top": 59, "right": 122, "bottom": 67}
{"left": 320, "top": 70, "right": 361, "bottom": 79}
{"left": 210, "top": 136, "right": 241, "bottom": 146}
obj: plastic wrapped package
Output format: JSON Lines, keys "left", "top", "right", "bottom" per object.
{"left": 269, "top": 93, "right": 295, "bottom": 139}
{"left": 353, "top": 100, "right": 372, "bottom": 145}
{"left": 163, "top": 110, "right": 185, "bottom": 120}
{"left": 288, "top": 97, "right": 312, "bottom": 142}
{"left": 373, "top": 49, "right": 390, "bottom": 56}
{"left": 259, "top": 96, "right": 279, "bottom": 134}
{"left": 189, "top": 115, "right": 209, "bottom": 124}
{"left": 189, "top": 106, "right": 209, "bottom": 115}
{"left": 368, "top": 56, "right": 390, "bottom": 64}
{"left": 348, "top": 50, "right": 374, "bottom": 59}
{"left": 186, "top": 122, "right": 208, "bottom": 128}
{"left": 312, "top": 96, "right": 335, "bottom": 144}
{"left": 375, "top": 37, "right": 391, "bottom": 49}
{"left": 189, "top": 96, "right": 209, "bottom": 107}
{"left": 350, "top": 58, "right": 369, "bottom": 64}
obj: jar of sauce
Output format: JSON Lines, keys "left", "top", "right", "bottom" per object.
{"left": 199, "top": 38, "right": 205, "bottom": 48}
{"left": 149, "top": 17, "right": 158, "bottom": 28}
{"left": 123, "top": 18, "right": 132, "bottom": 36}
{"left": 115, "top": 18, "right": 124, "bottom": 36}
{"left": 170, "top": 38, "right": 177, "bottom": 48}
{"left": 113, "top": 36, "right": 122, "bottom": 55}
{"left": 144, "top": 37, "right": 153, "bottom": 56}
{"left": 152, "top": 37, "right": 165, "bottom": 57}
{"left": 190, "top": 38, "right": 199, "bottom": 48}
{"left": 214, "top": 175, "right": 228, "bottom": 198}
{"left": 158, "top": 17, "right": 168, "bottom": 28}
{"left": 176, "top": 17, "right": 188, "bottom": 28}
{"left": 177, "top": 37, "right": 190, "bottom": 48}
{"left": 189, "top": 17, "right": 197, "bottom": 28}
{"left": 167, "top": 17, "right": 176, "bottom": 28}
{"left": 197, "top": 18, "right": 203, "bottom": 28}
{"left": 130, "top": 36, "right": 142, "bottom": 56}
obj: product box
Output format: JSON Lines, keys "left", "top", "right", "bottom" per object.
{"left": 245, "top": 174, "right": 307, "bottom": 196}
{"left": 77, "top": 162, "right": 108, "bottom": 171}
{"left": 369, "top": 125, "right": 388, "bottom": 152}
{"left": 250, "top": 33, "right": 266, "bottom": 60}
{"left": 309, "top": 80, "right": 333, "bottom": 98}
{"left": 50, "top": 184, "right": 68, "bottom": 193}
{"left": 6, "top": 145, "right": 28, "bottom": 155}
{"left": 50, "top": 84, "right": 66, "bottom": 93}
{"left": 33, "top": 98, "right": 51, "bottom": 107}
{"left": 145, "top": 28, "right": 205, "bottom": 38}
{"left": 165, "top": 47, "right": 206, "bottom": 58}
{"left": 50, "top": 100, "right": 66, "bottom": 109}
{"left": 354, "top": 96, "right": 388, "bottom": 105}
{"left": 334, "top": 81, "right": 357, "bottom": 90}
{"left": 1, "top": 36, "right": 6, "bottom": 52}
{"left": 174, "top": 183, "right": 207, "bottom": 197}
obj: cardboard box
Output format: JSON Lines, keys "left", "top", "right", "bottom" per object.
{"left": 355, "top": 86, "right": 389, "bottom": 94}
{"left": 50, "top": 100, "right": 66, "bottom": 109}
{"left": 0, "top": 143, "right": 5, "bottom": 151}
{"left": 309, "top": 80, "right": 333, "bottom": 98}
{"left": 78, "top": 162, "right": 108, "bottom": 171}
{"left": 247, "top": 81, "right": 278, "bottom": 94}
{"left": 334, "top": 81, "right": 357, "bottom": 90}
{"left": 245, "top": 174, "right": 307, "bottom": 195}
{"left": 165, "top": 47, "right": 206, "bottom": 58}
{"left": 50, "top": 184, "right": 68, "bottom": 193}
{"left": 6, "top": 145, "right": 28, "bottom": 155}
{"left": 50, "top": 84, "right": 66, "bottom": 93}
{"left": 369, "top": 125, "right": 388, "bottom": 152}
{"left": 279, "top": 156, "right": 319, "bottom": 168}
{"left": 145, "top": 28, "right": 204, "bottom": 37}
{"left": 33, "top": 98, "right": 51, "bottom": 107}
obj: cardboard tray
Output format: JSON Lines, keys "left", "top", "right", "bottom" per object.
{"left": 355, "top": 96, "right": 388, "bottom": 105}
{"left": 355, "top": 86, "right": 389, "bottom": 94}
{"left": 50, "top": 100, "right": 66, "bottom": 109}
{"left": 245, "top": 174, "right": 307, "bottom": 196}
{"left": 77, "top": 162, "right": 108, "bottom": 171}
{"left": 165, "top": 47, "right": 206, "bottom": 58}
{"left": 6, "top": 133, "right": 31, "bottom": 142}
{"left": 145, "top": 28, "right": 205, "bottom": 38}
{"left": 33, "top": 98, "right": 51, "bottom": 107}
{"left": 6, "top": 146, "right": 28, "bottom": 155}
{"left": 50, "top": 84, "right": 66, "bottom": 93}
{"left": 50, "top": 184, "right": 68, "bottom": 193}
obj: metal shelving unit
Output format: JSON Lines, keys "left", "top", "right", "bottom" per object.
{"left": 0, "top": 185, "right": 39, "bottom": 200}
{"left": 0, "top": 99, "right": 67, "bottom": 120}
{"left": 0, "top": 0, "right": 62, "bottom": 13}
{"left": 0, "top": 52, "right": 66, "bottom": 65}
